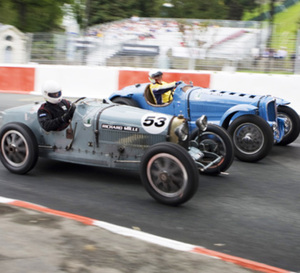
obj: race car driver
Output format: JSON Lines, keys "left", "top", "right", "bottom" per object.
{"left": 37, "top": 80, "right": 76, "bottom": 132}
{"left": 148, "top": 70, "right": 181, "bottom": 104}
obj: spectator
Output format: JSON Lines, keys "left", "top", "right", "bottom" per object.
{"left": 276, "top": 47, "right": 287, "bottom": 59}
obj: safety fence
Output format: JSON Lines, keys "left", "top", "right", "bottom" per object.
{"left": 3, "top": 18, "right": 300, "bottom": 74}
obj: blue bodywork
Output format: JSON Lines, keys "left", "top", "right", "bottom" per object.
{"left": 109, "top": 82, "right": 288, "bottom": 143}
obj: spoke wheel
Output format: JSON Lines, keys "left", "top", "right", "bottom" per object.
{"left": 147, "top": 153, "right": 188, "bottom": 198}
{"left": 228, "top": 115, "right": 273, "bottom": 162}
{"left": 140, "top": 143, "right": 198, "bottom": 206}
{"left": 277, "top": 105, "right": 300, "bottom": 146}
{"left": 0, "top": 123, "right": 38, "bottom": 174}
{"left": 190, "top": 124, "right": 234, "bottom": 175}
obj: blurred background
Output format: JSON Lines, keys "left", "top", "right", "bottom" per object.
{"left": 1, "top": 0, "right": 300, "bottom": 73}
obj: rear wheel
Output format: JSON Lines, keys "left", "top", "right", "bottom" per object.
{"left": 228, "top": 115, "right": 273, "bottom": 162}
{"left": 0, "top": 122, "right": 38, "bottom": 174}
{"left": 111, "top": 97, "right": 139, "bottom": 107}
{"left": 277, "top": 105, "right": 300, "bottom": 146}
{"left": 140, "top": 143, "right": 199, "bottom": 206}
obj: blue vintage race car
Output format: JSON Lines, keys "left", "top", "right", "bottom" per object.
{"left": 109, "top": 82, "right": 300, "bottom": 162}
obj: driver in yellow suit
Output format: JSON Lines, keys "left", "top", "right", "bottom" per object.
{"left": 148, "top": 70, "right": 181, "bottom": 104}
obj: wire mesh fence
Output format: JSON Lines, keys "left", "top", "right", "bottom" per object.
{"left": 5, "top": 18, "right": 300, "bottom": 74}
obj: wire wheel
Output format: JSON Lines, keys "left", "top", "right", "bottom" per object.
{"left": 0, "top": 123, "right": 38, "bottom": 174}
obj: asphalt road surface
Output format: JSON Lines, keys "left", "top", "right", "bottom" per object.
{"left": 0, "top": 93, "right": 299, "bottom": 272}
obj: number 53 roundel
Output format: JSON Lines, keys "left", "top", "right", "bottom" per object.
{"left": 141, "top": 113, "right": 170, "bottom": 134}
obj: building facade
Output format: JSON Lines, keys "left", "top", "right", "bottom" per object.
{"left": 0, "top": 24, "right": 28, "bottom": 64}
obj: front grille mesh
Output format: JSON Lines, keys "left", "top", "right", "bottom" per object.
{"left": 100, "top": 130, "right": 166, "bottom": 148}
{"left": 267, "top": 100, "right": 276, "bottom": 122}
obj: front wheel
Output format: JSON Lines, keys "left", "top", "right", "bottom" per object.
{"left": 277, "top": 105, "right": 300, "bottom": 146}
{"left": 228, "top": 115, "right": 273, "bottom": 162}
{"left": 140, "top": 143, "right": 199, "bottom": 206}
{"left": 190, "top": 124, "right": 234, "bottom": 175}
{"left": 0, "top": 122, "right": 39, "bottom": 174}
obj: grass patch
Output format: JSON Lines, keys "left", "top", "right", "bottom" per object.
{"left": 243, "top": 2, "right": 281, "bottom": 21}
{"left": 244, "top": 2, "right": 300, "bottom": 53}
{"left": 271, "top": 2, "right": 300, "bottom": 52}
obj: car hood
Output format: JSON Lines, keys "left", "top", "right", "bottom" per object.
{"left": 188, "top": 87, "right": 270, "bottom": 106}
{"left": 0, "top": 99, "right": 176, "bottom": 137}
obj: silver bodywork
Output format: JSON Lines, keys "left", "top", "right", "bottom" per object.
{"left": 0, "top": 98, "right": 185, "bottom": 171}
{"left": 0, "top": 98, "right": 235, "bottom": 205}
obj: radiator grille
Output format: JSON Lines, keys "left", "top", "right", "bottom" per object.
{"left": 267, "top": 100, "right": 276, "bottom": 122}
{"left": 100, "top": 130, "right": 166, "bottom": 147}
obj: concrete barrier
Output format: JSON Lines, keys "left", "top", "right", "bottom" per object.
{"left": 1, "top": 64, "right": 300, "bottom": 113}
{"left": 0, "top": 65, "right": 35, "bottom": 93}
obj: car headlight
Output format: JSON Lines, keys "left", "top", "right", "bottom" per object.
{"left": 175, "top": 122, "right": 189, "bottom": 141}
{"left": 271, "top": 121, "right": 280, "bottom": 140}
{"left": 168, "top": 115, "right": 189, "bottom": 143}
{"left": 196, "top": 115, "right": 208, "bottom": 131}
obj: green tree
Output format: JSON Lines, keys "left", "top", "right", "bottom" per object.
{"left": 1, "top": 0, "right": 260, "bottom": 32}
{"left": 71, "top": 0, "right": 86, "bottom": 30}
{"left": 131, "top": 0, "right": 161, "bottom": 17}
{"left": 88, "top": 0, "right": 139, "bottom": 25}
{"left": 0, "top": 0, "right": 71, "bottom": 32}
{"left": 0, "top": 0, "right": 18, "bottom": 26}
{"left": 224, "top": 0, "right": 258, "bottom": 20}
{"left": 167, "top": 0, "right": 228, "bottom": 19}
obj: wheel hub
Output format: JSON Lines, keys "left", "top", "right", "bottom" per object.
{"left": 284, "top": 119, "right": 291, "bottom": 134}
{"left": 242, "top": 133, "right": 253, "bottom": 143}
{"left": 159, "top": 171, "right": 169, "bottom": 182}
{"left": 8, "top": 143, "right": 17, "bottom": 153}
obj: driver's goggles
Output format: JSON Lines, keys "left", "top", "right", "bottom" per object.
{"left": 48, "top": 91, "right": 62, "bottom": 98}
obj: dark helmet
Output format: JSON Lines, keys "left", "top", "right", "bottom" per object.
{"left": 149, "top": 70, "right": 163, "bottom": 83}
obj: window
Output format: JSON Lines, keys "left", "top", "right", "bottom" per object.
{"left": 5, "top": 35, "right": 13, "bottom": 41}
{"left": 4, "top": 46, "right": 13, "bottom": 62}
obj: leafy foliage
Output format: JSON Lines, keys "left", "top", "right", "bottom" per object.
{"left": 224, "top": 0, "right": 258, "bottom": 20}
{"left": 0, "top": 0, "right": 261, "bottom": 32}
{"left": 88, "top": 0, "right": 162, "bottom": 25}
{"left": 0, "top": 0, "right": 71, "bottom": 32}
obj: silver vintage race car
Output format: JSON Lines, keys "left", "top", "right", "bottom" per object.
{"left": 0, "top": 97, "right": 234, "bottom": 206}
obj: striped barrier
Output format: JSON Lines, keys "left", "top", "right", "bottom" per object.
{"left": 0, "top": 196, "right": 294, "bottom": 273}
{"left": 0, "top": 64, "right": 300, "bottom": 113}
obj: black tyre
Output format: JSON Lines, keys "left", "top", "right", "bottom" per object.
{"left": 0, "top": 123, "right": 38, "bottom": 174}
{"left": 140, "top": 142, "right": 199, "bottom": 206}
{"left": 277, "top": 105, "right": 300, "bottom": 146}
{"left": 190, "top": 124, "right": 234, "bottom": 175}
{"left": 111, "top": 97, "right": 139, "bottom": 107}
{"left": 228, "top": 115, "right": 273, "bottom": 162}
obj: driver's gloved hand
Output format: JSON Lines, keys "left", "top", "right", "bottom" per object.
{"left": 68, "top": 103, "right": 76, "bottom": 116}
{"left": 176, "top": 81, "right": 182, "bottom": 86}
{"left": 62, "top": 103, "right": 76, "bottom": 122}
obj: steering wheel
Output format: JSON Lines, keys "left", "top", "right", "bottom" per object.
{"left": 73, "top": 97, "right": 86, "bottom": 104}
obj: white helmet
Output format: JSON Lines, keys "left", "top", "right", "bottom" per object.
{"left": 42, "top": 80, "right": 62, "bottom": 104}
{"left": 149, "top": 70, "right": 163, "bottom": 83}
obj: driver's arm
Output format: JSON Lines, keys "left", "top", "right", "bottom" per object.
{"left": 151, "top": 81, "right": 177, "bottom": 95}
